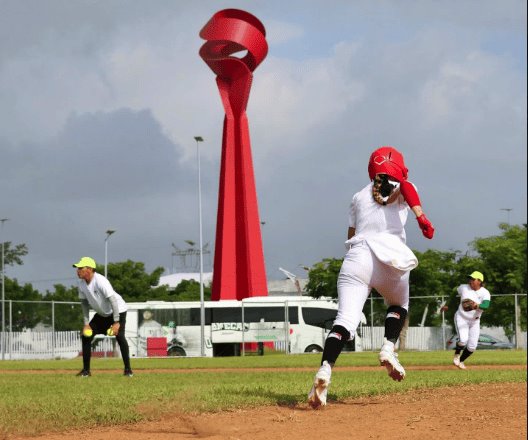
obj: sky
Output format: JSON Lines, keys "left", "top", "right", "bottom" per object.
{"left": 0, "top": 0, "right": 526, "bottom": 293}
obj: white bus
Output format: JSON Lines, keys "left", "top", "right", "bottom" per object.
{"left": 121, "top": 296, "right": 365, "bottom": 357}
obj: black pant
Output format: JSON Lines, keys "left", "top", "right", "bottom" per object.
{"left": 81, "top": 312, "right": 131, "bottom": 371}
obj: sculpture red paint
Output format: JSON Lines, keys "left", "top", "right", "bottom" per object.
{"left": 199, "top": 9, "right": 268, "bottom": 300}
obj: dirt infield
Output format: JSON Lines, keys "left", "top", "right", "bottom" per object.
{"left": 7, "top": 380, "right": 526, "bottom": 440}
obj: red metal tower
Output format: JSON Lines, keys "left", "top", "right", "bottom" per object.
{"left": 199, "top": 9, "right": 269, "bottom": 300}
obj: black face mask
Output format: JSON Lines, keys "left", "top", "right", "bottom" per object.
{"left": 377, "top": 174, "right": 397, "bottom": 197}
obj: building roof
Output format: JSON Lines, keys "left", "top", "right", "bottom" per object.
{"left": 157, "top": 272, "right": 213, "bottom": 289}
{"left": 157, "top": 272, "right": 307, "bottom": 296}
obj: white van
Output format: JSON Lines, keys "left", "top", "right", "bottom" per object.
{"left": 122, "top": 296, "right": 365, "bottom": 357}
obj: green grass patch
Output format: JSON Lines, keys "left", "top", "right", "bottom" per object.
{"left": 0, "top": 349, "right": 525, "bottom": 371}
{"left": 0, "top": 350, "right": 525, "bottom": 436}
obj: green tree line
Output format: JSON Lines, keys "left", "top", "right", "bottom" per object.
{"left": 305, "top": 224, "right": 527, "bottom": 339}
{"left": 0, "top": 224, "right": 525, "bottom": 337}
{"left": 1, "top": 245, "right": 211, "bottom": 331}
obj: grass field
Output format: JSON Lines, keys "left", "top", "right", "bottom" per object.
{"left": 0, "top": 350, "right": 525, "bottom": 436}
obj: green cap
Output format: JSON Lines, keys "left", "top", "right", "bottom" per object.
{"left": 469, "top": 271, "right": 484, "bottom": 282}
{"left": 73, "top": 257, "right": 97, "bottom": 269}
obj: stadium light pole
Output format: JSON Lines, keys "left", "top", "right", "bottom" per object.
{"left": 1, "top": 218, "right": 9, "bottom": 361}
{"left": 104, "top": 230, "right": 116, "bottom": 279}
{"left": 195, "top": 136, "right": 206, "bottom": 357}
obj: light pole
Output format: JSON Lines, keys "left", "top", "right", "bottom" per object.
{"left": 195, "top": 136, "right": 205, "bottom": 356}
{"left": 1, "top": 218, "right": 9, "bottom": 361}
{"left": 260, "top": 221, "right": 266, "bottom": 258}
{"left": 104, "top": 230, "right": 116, "bottom": 279}
{"left": 500, "top": 208, "right": 512, "bottom": 225}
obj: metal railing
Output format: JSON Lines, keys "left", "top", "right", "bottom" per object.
{"left": 0, "top": 294, "right": 525, "bottom": 359}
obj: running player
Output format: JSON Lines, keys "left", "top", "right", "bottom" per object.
{"left": 308, "top": 146, "right": 434, "bottom": 408}
{"left": 452, "top": 271, "right": 491, "bottom": 369}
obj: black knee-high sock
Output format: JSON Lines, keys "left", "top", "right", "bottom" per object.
{"left": 455, "top": 343, "right": 465, "bottom": 355}
{"left": 81, "top": 335, "right": 92, "bottom": 371}
{"left": 116, "top": 332, "right": 131, "bottom": 370}
{"left": 460, "top": 347, "right": 473, "bottom": 362}
{"left": 384, "top": 306, "right": 408, "bottom": 344}
{"left": 321, "top": 325, "right": 350, "bottom": 366}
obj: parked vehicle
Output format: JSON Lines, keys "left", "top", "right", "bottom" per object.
{"left": 446, "top": 333, "right": 515, "bottom": 350}
{"left": 124, "top": 296, "right": 366, "bottom": 357}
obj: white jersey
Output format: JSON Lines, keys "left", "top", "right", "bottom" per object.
{"left": 456, "top": 284, "right": 491, "bottom": 320}
{"left": 345, "top": 182, "right": 418, "bottom": 271}
{"left": 78, "top": 272, "right": 127, "bottom": 317}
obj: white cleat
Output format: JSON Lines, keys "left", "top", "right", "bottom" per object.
{"left": 308, "top": 361, "right": 332, "bottom": 409}
{"left": 453, "top": 354, "right": 461, "bottom": 367}
{"left": 379, "top": 341, "right": 406, "bottom": 382}
{"left": 457, "top": 361, "right": 467, "bottom": 370}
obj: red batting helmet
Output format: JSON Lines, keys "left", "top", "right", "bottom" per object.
{"left": 368, "top": 146, "right": 408, "bottom": 181}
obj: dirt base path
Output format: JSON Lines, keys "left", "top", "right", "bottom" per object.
{"left": 7, "top": 382, "right": 526, "bottom": 440}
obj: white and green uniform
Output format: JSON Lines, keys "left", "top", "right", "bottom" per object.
{"left": 454, "top": 284, "right": 491, "bottom": 351}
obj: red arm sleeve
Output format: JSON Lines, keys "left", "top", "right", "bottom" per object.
{"left": 400, "top": 180, "right": 421, "bottom": 208}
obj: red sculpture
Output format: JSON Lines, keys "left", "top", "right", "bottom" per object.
{"left": 199, "top": 9, "right": 269, "bottom": 300}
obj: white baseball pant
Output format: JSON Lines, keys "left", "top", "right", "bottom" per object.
{"left": 334, "top": 240, "right": 410, "bottom": 337}
{"left": 454, "top": 312, "right": 480, "bottom": 351}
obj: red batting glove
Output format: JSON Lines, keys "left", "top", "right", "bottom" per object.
{"left": 416, "top": 214, "right": 435, "bottom": 239}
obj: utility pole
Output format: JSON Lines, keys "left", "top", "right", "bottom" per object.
{"left": 1, "top": 218, "right": 9, "bottom": 361}
{"left": 500, "top": 208, "right": 512, "bottom": 225}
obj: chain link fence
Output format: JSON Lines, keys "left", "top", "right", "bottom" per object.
{"left": 0, "top": 294, "right": 526, "bottom": 360}
{"left": 360, "top": 293, "right": 527, "bottom": 351}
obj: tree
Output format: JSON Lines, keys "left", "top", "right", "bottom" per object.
{"left": 1, "top": 242, "right": 28, "bottom": 267}
{"left": 467, "top": 224, "right": 527, "bottom": 338}
{"left": 1, "top": 241, "right": 32, "bottom": 325}
{"left": 3, "top": 278, "right": 45, "bottom": 331}
{"left": 101, "top": 260, "right": 171, "bottom": 302}
{"left": 471, "top": 224, "right": 527, "bottom": 294}
{"left": 305, "top": 258, "right": 343, "bottom": 299}
{"left": 409, "top": 249, "right": 460, "bottom": 326}
{"left": 168, "top": 279, "right": 212, "bottom": 301}
{"left": 403, "top": 249, "right": 463, "bottom": 349}
{"left": 44, "top": 285, "right": 83, "bottom": 331}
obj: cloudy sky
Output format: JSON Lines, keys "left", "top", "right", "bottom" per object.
{"left": 1, "top": 0, "right": 526, "bottom": 292}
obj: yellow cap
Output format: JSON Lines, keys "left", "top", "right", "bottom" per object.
{"left": 73, "top": 257, "right": 97, "bottom": 269}
{"left": 469, "top": 271, "right": 484, "bottom": 282}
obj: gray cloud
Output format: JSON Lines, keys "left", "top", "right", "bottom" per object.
{"left": 0, "top": 0, "right": 525, "bottom": 291}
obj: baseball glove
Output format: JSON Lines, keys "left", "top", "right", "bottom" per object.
{"left": 462, "top": 299, "right": 478, "bottom": 312}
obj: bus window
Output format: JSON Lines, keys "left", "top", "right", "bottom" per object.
{"left": 211, "top": 307, "right": 242, "bottom": 323}
{"left": 302, "top": 307, "right": 337, "bottom": 330}
{"left": 190, "top": 308, "right": 212, "bottom": 325}
{"left": 186, "top": 306, "right": 296, "bottom": 325}
{"left": 144, "top": 308, "right": 193, "bottom": 326}
{"left": 243, "top": 306, "right": 298, "bottom": 324}
{"left": 288, "top": 307, "right": 299, "bottom": 324}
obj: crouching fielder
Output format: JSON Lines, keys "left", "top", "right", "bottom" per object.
{"left": 453, "top": 271, "right": 491, "bottom": 370}
{"left": 308, "top": 146, "right": 435, "bottom": 409}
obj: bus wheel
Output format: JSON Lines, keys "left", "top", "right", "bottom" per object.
{"left": 167, "top": 346, "right": 186, "bottom": 357}
{"left": 304, "top": 344, "right": 323, "bottom": 353}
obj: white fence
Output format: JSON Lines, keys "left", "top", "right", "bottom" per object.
{"left": 0, "top": 331, "right": 116, "bottom": 360}
{"left": 1, "top": 326, "right": 525, "bottom": 360}
{"left": 361, "top": 326, "right": 447, "bottom": 351}
{"left": 0, "top": 326, "right": 447, "bottom": 360}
